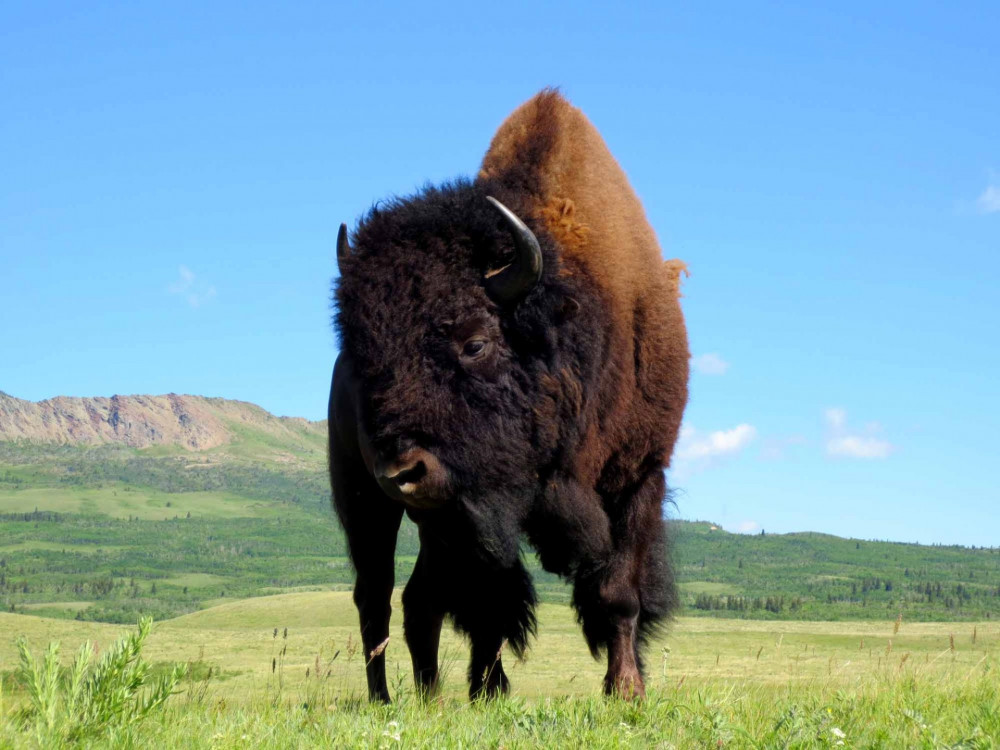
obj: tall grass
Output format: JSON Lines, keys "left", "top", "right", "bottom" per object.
{"left": 9, "top": 617, "right": 184, "bottom": 747}
{"left": 3, "top": 603, "right": 997, "bottom": 747}
{"left": 65, "top": 664, "right": 999, "bottom": 749}
{"left": 5, "top": 636, "right": 997, "bottom": 748}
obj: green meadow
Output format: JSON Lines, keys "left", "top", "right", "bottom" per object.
{"left": 2, "top": 593, "right": 997, "bottom": 747}
{"left": 2, "top": 437, "right": 999, "bottom": 745}
{"left": 5, "top": 591, "right": 997, "bottom": 698}
{"left": 0, "top": 487, "right": 288, "bottom": 521}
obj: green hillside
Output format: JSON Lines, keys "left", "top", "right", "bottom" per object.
{"left": 1, "top": 433, "right": 997, "bottom": 624}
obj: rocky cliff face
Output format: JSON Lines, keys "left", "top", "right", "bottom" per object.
{"left": 0, "top": 391, "right": 324, "bottom": 451}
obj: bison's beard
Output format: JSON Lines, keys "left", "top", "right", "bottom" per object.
{"left": 457, "top": 488, "right": 534, "bottom": 568}
{"left": 424, "top": 411, "right": 540, "bottom": 569}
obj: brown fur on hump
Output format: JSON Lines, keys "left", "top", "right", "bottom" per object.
{"left": 480, "top": 90, "right": 689, "bottom": 481}
{"left": 479, "top": 89, "right": 667, "bottom": 317}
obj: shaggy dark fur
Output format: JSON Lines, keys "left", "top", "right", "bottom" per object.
{"left": 329, "top": 90, "right": 689, "bottom": 702}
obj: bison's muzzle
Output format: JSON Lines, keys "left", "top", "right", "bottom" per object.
{"left": 374, "top": 447, "right": 450, "bottom": 508}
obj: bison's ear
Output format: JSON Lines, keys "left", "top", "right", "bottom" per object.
{"left": 484, "top": 196, "right": 543, "bottom": 305}
{"left": 336, "top": 223, "right": 351, "bottom": 271}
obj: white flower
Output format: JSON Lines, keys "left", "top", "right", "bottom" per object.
{"left": 831, "top": 727, "right": 846, "bottom": 739}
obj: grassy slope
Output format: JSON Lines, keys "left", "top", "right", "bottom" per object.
{"left": 672, "top": 522, "right": 1000, "bottom": 620}
{"left": 1, "top": 435, "right": 999, "bottom": 624}
{"left": 0, "top": 486, "right": 288, "bottom": 520}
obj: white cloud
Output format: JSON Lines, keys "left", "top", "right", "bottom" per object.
{"left": 976, "top": 184, "right": 1000, "bottom": 214}
{"left": 827, "top": 435, "right": 893, "bottom": 459}
{"left": 673, "top": 423, "right": 757, "bottom": 478}
{"left": 692, "top": 353, "right": 730, "bottom": 376}
{"left": 677, "top": 423, "right": 757, "bottom": 462}
{"left": 824, "top": 407, "right": 894, "bottom": 460}
{"left": 735, "top": 520, "right": 760, "bottom": 534}
{"left": 168, "top": 265, "right": 216, "bottom": 308}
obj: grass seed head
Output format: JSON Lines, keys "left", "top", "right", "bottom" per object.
{"left": 367, "top": 637, "right": 389, "bottom": 664}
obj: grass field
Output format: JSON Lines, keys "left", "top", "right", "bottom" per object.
{"left": 4, "top": 591, "right": 995, "bottom": 698}
{"left": 0, "top": 487, "right": 297, "bottom": 521}
{"left": 2, "top": 592, "right": 997, "bottom": 747}
{"left": 2, "top": 436, "right": 999, "bottom": 744}
{"left": 4, "top": 488, "right": 1000, "bottom": 625}
{"left": 5, "top": 438, "right": 1000, "bottom": 625}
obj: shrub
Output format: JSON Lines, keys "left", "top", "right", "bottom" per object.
{"left": 14, "top": 616, "right": 185, "bottom": 746}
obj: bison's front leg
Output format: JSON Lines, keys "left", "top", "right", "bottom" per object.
{"left": 354, "top": 519, "right": 403, "bottom": 702}
{"left": 600, "top": 584, "right": 643, "bottom": 698}
{"left": 402, "top": 548, "right": 445, "bottom": 697}
{"left": 469, "top": 632, "right": 510, "bottom": 700}
{"left": 574, "top": 468, "right": 673, "bottom": 700}
{"left": 450, "top": 557, "right": 536, "bottom": 701}
{"left": 331, "top": 463, "right": 403, "bottom": 702}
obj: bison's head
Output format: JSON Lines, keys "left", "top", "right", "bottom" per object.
{"left": 334, "top": 179, "right": 580, "bottom": 560}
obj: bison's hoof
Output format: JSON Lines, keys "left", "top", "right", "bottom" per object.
{"left": 415, "top": 676, "right": 441, "bottom": 701}
{"left": 604, "top": 671, "right": 645, "bottom": 701}
{"left": 470, "top": 670, "right": 510, "bottom": 701}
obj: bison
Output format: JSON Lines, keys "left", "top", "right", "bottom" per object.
{"left": 329, "top": 90, "right": 689, "bottom": 701}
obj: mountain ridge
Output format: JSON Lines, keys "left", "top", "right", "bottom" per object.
{"left": 0, "top": 391, "right": 325, "bottom": 451}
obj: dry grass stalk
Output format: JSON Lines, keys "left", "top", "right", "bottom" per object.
{"left": 367, "top": 637, "right": 390, "bottom": 664}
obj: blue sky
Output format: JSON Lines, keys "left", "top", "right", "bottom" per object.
{"left": 1, "top": 2, "right": 997, "bottom": 546}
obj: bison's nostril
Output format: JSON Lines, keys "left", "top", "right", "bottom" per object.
{"left": 375, "top": 449, "right": 447, "bottom": 503}
{"left": 394, "top": 461, "right": 426, "bottom": 488}
{"left": 381, "top": 459, "right": 413, "bottom": 480}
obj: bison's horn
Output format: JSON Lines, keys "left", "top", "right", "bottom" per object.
{"left": 336, "top": 223, "right": 351, "bottom": 270}
{"left": 484, "top": 196, "right": 542, "bottom": 304}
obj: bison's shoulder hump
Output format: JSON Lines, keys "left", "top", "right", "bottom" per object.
{"left": 479, "top": 89, "right": 669, "bottom": 310}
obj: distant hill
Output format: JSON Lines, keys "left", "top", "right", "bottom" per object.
{"left": 0, "top": 391, "right": 325, "bottom": 452}
{"left": 1, "top": 392, "right": 997, "bottom": 624}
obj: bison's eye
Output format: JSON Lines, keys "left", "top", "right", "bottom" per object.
{"left": 462, "top": 338, "right": 488, "bottom": 359}
{"left": 452, "top": 319, "right": 498, "bottom": 374}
